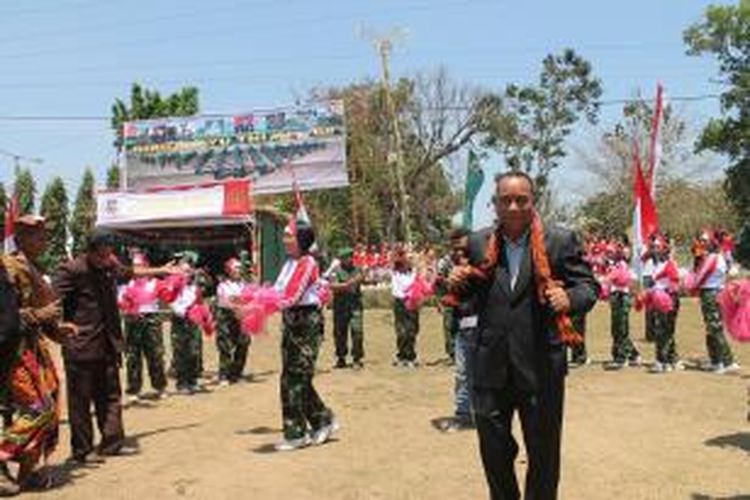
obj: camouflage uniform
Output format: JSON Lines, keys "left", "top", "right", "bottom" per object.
{"left": 569, "top": 313, "right": 588, "bottom": 364}
{"left": 442, "top": 307, "right": 458, "bottom": 362}
{"left": 332, "top": 264, "right": 364, "bottom": 364}
{"left": 215, "top": 307, "right": 250, "bottom": 382}
{"left": 653, "top": 292, "right": 680, "bottom": 364}
{"left": 124, "top": 314, "right": 167, "bottom": 395}
{"left": 393, "top": 298, "right": 420, "bottom": 362}
{"left": 642, "top": 275, "right": 657, "bottom": 342}
{"left": 610, "top": 291, "right": 640, "bottom": 363}
{"left": 436, "top": 254, "right": 457, "bottom": 362}
{"left": 699, "top": 289, "right": 735, "bottom": 366}
{"left": 170, "top": 316, "right": 202, "bottom": 389}
{"left": 280, "top": 307, "right": 333, "bottom": 440}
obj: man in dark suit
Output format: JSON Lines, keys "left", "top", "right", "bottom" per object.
{"left": 449, "top": 172, "right": 598, "bottom": 500}
{"left": 54, "top": 231, "right": 178, "bottom": 463}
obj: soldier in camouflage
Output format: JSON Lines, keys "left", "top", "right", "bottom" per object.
{"left": 330, "top": 247, "right": 364, "bottom": 369}
{"left": 215, "top": 258, "right": 251, "bottom": 385}
{"left": 122, "top": 251, "right": 168, "bottom": 403}
{"left": 169, "top": 252, "right": 204, "bottom": 394}
{"left": 693, "top": 233, "right": 738, "bottom": 374}
{"left": 273, "top": 220, "right": 337, "bottom": 451}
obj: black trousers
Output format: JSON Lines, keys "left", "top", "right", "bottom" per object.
{"left": 473, "top": 377, "right": 565, "bottom": 500}
{"left": 64, "top": 359, "right": 125, "bottom": 459}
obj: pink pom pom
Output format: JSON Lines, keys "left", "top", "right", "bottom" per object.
{"left": 609, "top": 264, "right": 631, "bottom": 288}
{"left": 648, "top": 289, "right": 674, "bottom": 313}
{"left": 187, "top": 302, "right": 216, "bottom": 337}
{"left": 599, "top": 281, "right": 611, "bottom": 301}
{"left": 157, "top": 274, "right": 187, "bottom": 304}
{"left": 718, "top": 279, "right": 750, "bottom": 342}
{"left": 405, "top": 275, "right": 435, "bottom": 311}
{"left": 118, "top": 295, "right": 139, "bottom": 316}
{"left": 239, "top": 304, "right": 272, "bottom": 336}
{"left": 254, "top": 287, "right": 284, "bottom": 313}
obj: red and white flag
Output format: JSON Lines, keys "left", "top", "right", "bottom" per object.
{"left": 3, "top": 196, "right": 18, "bottom": 254}
{"left": 632, "top": 139, "right": 659, "bottom": 281}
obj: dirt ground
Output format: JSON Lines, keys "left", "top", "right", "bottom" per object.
{"left": 23, "top": 298, "right": 750, "bottom": 499}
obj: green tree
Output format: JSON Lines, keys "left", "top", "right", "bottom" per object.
{"left": 14, "top": 167, "right": 36, "bottom": 216}
{"left": 313, "top": 76, "right": 473, "bottom": 245}
{"left": 684, "top": 1, "right": 750, "bottom": 220}
{"left": 482, "top": 49, "right": 603, "bottom": 209}
{"left": 106, "top": 164, "right": 121, "bottom": 190}
{"left": 111, "top": 83, "right": 199, "bottom": 150}
{"left": 39, "top": 177, "right": 69, "bottom": 270}
{"left": 70, "top": 169, "right": 96, "bottom": 256}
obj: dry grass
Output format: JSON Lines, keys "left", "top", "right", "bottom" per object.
{"left": 30, "top": 298, "right": 750, "bottom": 499}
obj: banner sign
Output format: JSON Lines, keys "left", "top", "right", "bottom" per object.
{"left": 97, "top": 180, "right": 252, "bottom": 228}
{"left": 122, "top": 101, "right": 347, "bottom": 194}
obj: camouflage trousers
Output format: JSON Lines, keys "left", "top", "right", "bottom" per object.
{"left": 280, "top": 307, "right": 333, "bottom": 440}
{"left": 653, "top": 292, "right": 680, "bottom": 364}
{"left": 699, "top": 289, "right": 735, "bottom": 366}
{"left": 170, "top": 316, "right": 203, "bottom": 389}
{"left": 216, "top": 308, "right": 250, "bottom": 382}
{"left": 643, "top": 277, "right": 657, "bottom": 342}
{"left": 333, "top": 304, "right": 364, "bottom": 362}
{"left": 570, "top": 313, "right": 588, "bottom": 363}
{"left": 442, "top": 306, "right": 458, "bottom": 361}
{"left": 393, "top": 299, "right": 420, "bottom": 362}
{"left": 610, "top": 292, "right": 640, "bottom": 363}
{"left": 124, "top": 314, "right": 167, "bottom": 395}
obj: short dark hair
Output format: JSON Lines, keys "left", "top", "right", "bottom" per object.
{"left": 296, "top": 222, "right": 316, "bottom": 254}
{"left": 494, "top": 170, "right": 536, "bottom": 195}
{"left": 87, "top": 229, "right": 117, "bottom": 251}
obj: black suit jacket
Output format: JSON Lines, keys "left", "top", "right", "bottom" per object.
{"left": 467, "top": 225, "right": 599, "bottom": 394}
{"left": 53, "top": 256, "right": 124, "bottom": 363}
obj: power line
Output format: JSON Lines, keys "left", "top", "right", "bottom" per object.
{"left": 0, "top": 0, "right": 493, "bottom": 60}
{"left": 0, "top": 93, "right": 723, "bottom": 123}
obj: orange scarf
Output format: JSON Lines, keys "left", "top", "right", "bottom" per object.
{"left": 480, "top": 211, "right": 583, "bottom": 346}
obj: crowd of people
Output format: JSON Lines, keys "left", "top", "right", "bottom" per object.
{"left": 0, "top": 175, "right": 747, "bottom": 498}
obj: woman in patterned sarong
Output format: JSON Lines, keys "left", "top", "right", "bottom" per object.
{"left": 0, "top": 216, "right": 75, "bottom": 494}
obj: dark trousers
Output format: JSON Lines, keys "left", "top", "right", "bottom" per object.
{"left": 473, "top": 378, "right": 565, "bottom": 500}
{"left": 64, "top": 359, "right": 124, "bottom": 459}
{"left": 333, "top": 304, "right": 364, "bottom": 362}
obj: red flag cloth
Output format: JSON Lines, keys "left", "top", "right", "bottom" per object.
{"left": 634, "top": 147, "right": 659, "bottom": 242}
{"left": 222, "top": 180, "right": 252, "bottom": 215}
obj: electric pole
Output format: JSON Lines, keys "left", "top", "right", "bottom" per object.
{"left": 359, "top": 25, "right": 412, "bottom": 243}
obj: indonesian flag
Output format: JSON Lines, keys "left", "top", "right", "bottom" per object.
{"left": 647, "top": 83, "right": 664, "bottom": 197}
{"left": 632, "top": 139, "right": 659, "bottom": 281}
{"left": 285, "top": 180, "right": 311, "bottom": 231}
{"left": 3, "top": 196, "right": 18, "bottom": 254}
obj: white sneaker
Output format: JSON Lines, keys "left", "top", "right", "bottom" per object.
{"left": 649, "top": 362, "right": 666, "bottom": 374}
{"left": 125, "top": 394, "right": 141, "bottom": 405}
{"left": 218, "top": 379, "right": 230, "bottom": 388}
{"left": 672, "top": 360, "right": 686, "bottom": 371}
{"left": 723, "top": 362, "right": 741, "bottom": 374}
{"left": 311, "top": 419, "right": 341, "bottom": 446}
{"left": 156, "top": 390, "right": 169, "bottom": 400}
{"left": 711, "top": 363, "right": 727, "bottom": 375}
{"left": 274, "top": 435, "right": 311, "bottom": 452}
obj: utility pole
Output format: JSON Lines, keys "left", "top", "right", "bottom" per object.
{"left": 0, "top": 147, "right": 43, "bottom": 174}
{"left": 359, "top": 26, "right": 412, "bottom": 243}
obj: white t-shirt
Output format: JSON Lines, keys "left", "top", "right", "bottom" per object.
{"left": 391, "top": 270, "right": 416, "bottom": 300}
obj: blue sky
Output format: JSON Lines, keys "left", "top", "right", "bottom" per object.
{"left": 0, "top": 0, "right": 724, "bottom": 227}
